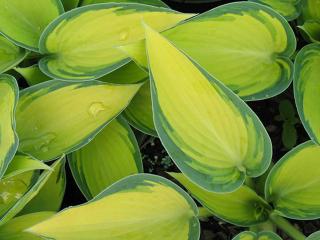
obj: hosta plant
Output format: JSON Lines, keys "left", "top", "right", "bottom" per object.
{"left": 0, "top": 0, "right": 320, "bottom": 239}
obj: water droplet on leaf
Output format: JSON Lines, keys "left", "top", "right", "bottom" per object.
{"left": 88, "top": 102, "right": 106, "bottom": 118}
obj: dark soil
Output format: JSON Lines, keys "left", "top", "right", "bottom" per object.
{"left": 60, "top": 0, "right": 320, "bottom": 239}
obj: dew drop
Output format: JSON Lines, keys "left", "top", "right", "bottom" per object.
{"left": 88, "top": 102, "right": 106, "bottom": 118}
{"left": 40, "top": 146, "right": 49, "bottom": 153}
{"left": 119, "top": 29, "right": 129, "bottom": 41}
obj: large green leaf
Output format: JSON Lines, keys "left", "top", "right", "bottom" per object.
{"left": 3, "top": 154, "right": 51, "bottom": 179}
{"left": 0, "top": 159, "right": 62, "bottom": 225}
{"left": 0, "top": 0, "right": 64, "bottom": 51}
{"left": 124, "top": 2, "right": 296, "bottom": 100}
{"left": 0, "top": 212, "right": 54, "bottom": 240}
{"left": 21, "top": 158, "right": 66, "bottom": 214}
{"left": 294, "top": 43, "right": 320, "bottom": 144}
{"left": 146, "top": 25, "right": 272, "bottom": 192}
{"left": 69, "top": 117, "right": 142, "bottom": 199}
{"left": 38, "top": 3, "right": 193, "bottom": 80}
{"left": 232, "top": 231, "right": 282, "bottom": 240}
{"left": 249, "top": 0, "right": 301, "bottom": 20}
{"left": 81, "top": 0, "right": 169, "bottom": 8}
{"left": 16, "top": 80, "right": 141, "bottom": 161}
{"left": 0, "top": 74, "right": 19, "bottom": 179}
{"left": 27, "top": 174, "right": 200, "bottom": 240}
{"left": 0, "top": 172, "right": 35, "bottom": 218}
{"left": 0, "top": 36, "right": 27, "bottom": 74}
{"left": 298, "top": 0, "right": 320, "bottom": 43}
{"left": 170, "top": 173, "right": 271, "bottom": 226}
{"left": 15, "top": 65, "right": 50, "bottom": 86}
{"left": 265, "top": 141, "right": 320, "bottom": 220}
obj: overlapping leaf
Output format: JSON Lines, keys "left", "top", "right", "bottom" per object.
{"left": 27, "top": 174, "right": 200, "bottom": 240}
{"left": 146, "top": 26, "right": 272, "bottom": 192}
{"left": 265, "top": 141, "right": 320, "bottom": 220}
{"left": 14, "top": 65, "right": 50, "bottom": 86}
{"left": 124, "top": 2, "right": 296, "bottom": 100}
{"left": 0, "top": 0, "right": 64, "bottom": 51}
{"left": 69, "top": 117, "right": 142, "bottom": 199}
{"left": 0, "top": 212, "right": 54, "bottom": 240}
{"left": 170, "top": 173, "right": 271, "bottom": 226}
{"left": 294, "top": 43, "right": 320, "bottom": 144}
{"left": 249, "top": 0, "right": 301, "bottom": 20}
{"left": 0, "top": 36, "right": 27, "bottom": 74}
{"left": 0, "top": 172, "right": 35, "bottom": 218}
{"left": 0, "top": 159, "right": 62, "bottom": 226}
{"left": 0, "top": 74, "right": 19, "bottom": 179}
{"left": 16, "top": 80, "right": 141, "bottom": 161}
{"left": 98, "top": 62, "right": 156, "bottom": 135}
{"left": 39, "top": 3, "right": 193, "bottom": 80}
{"left": 3, "top": 154, "right": 51, "bottom": 179}
{"left": 124, "top": 81, "right": 156, "bottom": 136}
{"left": 21, "top": 159, "right": 66, "bottom": 214}
{"left": 232, "top": 231, "right": 282, "bottom": 240}
{"left": 299, "top": 0, "right": 320, "bottom": 43}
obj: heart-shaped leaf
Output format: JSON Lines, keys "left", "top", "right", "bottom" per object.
{"left": 294, "top": 43, "right": 320, "bottom": 144}
{"left": 20, "top": 159, "right": 66, "bottom": 214}
{"left": 0, "top": 74, "right": 19, "bottom": 179}
{"left": 3, "top": 154, "right": 51, "bottom": 179}
{"left": 232, "top": 231, "right": 282, "bottom": 240}
{"left": 0, "top": 211, "right": 54, "bottom": 240}
{"left": 146, "top": 25, "right": 272, "bottom": 192}
{"left": 39, "top": 3, "right": 193, "bottom": 80}
{"left": 26, "top": 174, "right": 200, "bottom": 240}
{"left": 170, "top": 173, "right": 271, "bottom": 226}
{"left": 81, "top": 0, "right": 169, "bottom": 8}
{"left": 0, "top": 36, "right": 27, "bottom": 74}
{"left": 0, "top": 0, "right": 64, "bottom": 51}
{"left": 265, "top": 141, "right": 320, "bottom": 220}
{"left": 69, "top": 117, "right": 142, "bottom": 199}
{"left": 124, "top": 2, "right": 296, "bottom": 100}
{"left": 249, "top": 0, "right": 301, "bottom": 20}
{"left": 16, "top": 80, "right": 141, "bottom": 161}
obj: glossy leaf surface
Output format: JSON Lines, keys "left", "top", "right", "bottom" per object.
{"left": 16, "top": 80, "right": 141, "bottom": 161}
{"left": 0, "top": 36, "right": 27, "bottom": 74}
{"left": 0, "top": 0, "right": 64, "bottom": 51}
{"left": 27, "top": 174, "right": 200, "bottom": 240}
{"left": 266, "top": 141, "right": 320, "bottom": 220}
{"left": 249, "top": 0, "right": 301, "bottom": 20}
{"left": 146, "top": 25, "right": 272, "bottom": 192}
{"left": 0, "top": 74, "right": 19, "bottom": 179}
{"left": 21, "top": 159, "right": 66, "bottom": 214}
{"left": 294, "top": 43, "right": 320, "bottom": 144}
{"left": 69, "top": 117, "right": 142, "bottom": 199}
{"left": 39, "top": 3, "right": 193, "bottom": 80}
{"left": 170, "top": 173, "right": 271, "bottom": 226}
